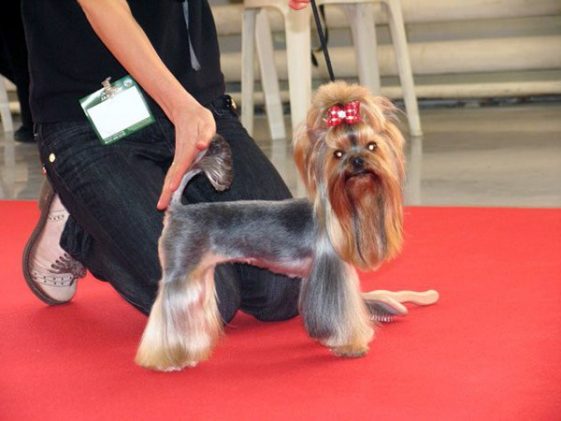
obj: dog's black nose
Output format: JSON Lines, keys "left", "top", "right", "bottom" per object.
{"left": 351, "top": 156, "right": 365, "bottom": 171}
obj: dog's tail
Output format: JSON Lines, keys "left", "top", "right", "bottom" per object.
{"left": 169, "top": 135, "right": 233, "bottom": 208}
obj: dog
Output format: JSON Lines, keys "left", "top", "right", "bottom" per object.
{"left": 135, "top": 81, "right": 407, "bottom": 371}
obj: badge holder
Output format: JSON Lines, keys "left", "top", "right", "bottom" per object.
{"left": 80, "top": 75, "right": 155, "bottom": 145}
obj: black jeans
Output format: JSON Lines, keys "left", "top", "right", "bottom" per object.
{"left": 36, "top": 96, "right": 300, "bottom": 322}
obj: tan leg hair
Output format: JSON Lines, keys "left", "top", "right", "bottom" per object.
{"left": 322, "top": 265, "right": 374, "bottom": 358}
{"left": 135, "top": 255, "right": 223, "bottom": 371}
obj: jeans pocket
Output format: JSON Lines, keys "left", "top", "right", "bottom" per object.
{"left": 36, "top": 121, "right": 97, "bottom": 181}
{"left": 38, "top": 122, "right": 93, "bottom": 151}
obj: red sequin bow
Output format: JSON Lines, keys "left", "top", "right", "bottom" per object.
{"left": 325, "top": 101, "right": 362, "bottom": 127}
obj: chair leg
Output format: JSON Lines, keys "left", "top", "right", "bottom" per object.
{"left": 344, "top": 3, "right": 381, "bottom": 95}
{"left": 404, "top": 134, "right": 422, "bottom": 204}
{"left": 284, "top": 7, "right": 312, "bottom": 132}
{"left": 0, "top": 78, "right": 14, "bottom": 133}
{"left": 256, "top": 11, "right": 287, "bottom": 140}
{"left": 384, "top": 0, "right": 422, "bottom": 137}
{"left": 241, "top": 9, "right": 258, "bottom": 135}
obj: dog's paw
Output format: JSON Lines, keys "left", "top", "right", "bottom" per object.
{"left": 330, "top": 343, "right": 369, "bottom": 358}
{"left": 142, "top": 359, "right": 199, "bottom": 372}
{"left": 159, "top": 360, "right": 199, "bottom": 372}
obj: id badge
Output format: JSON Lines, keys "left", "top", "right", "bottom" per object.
{"left": 80, "top": 75, "right": 155, "bottom": 145}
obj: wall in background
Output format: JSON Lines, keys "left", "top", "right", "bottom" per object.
{"left": 3, "top": 0, "right": 560, "bottom": 114}
{"left": 212, "top": 0, "right": 561, "bottom": 102}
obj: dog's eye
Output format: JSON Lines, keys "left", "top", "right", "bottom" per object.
{"left": 367, "top": 142, "right": 377, "bottom": 151}
{"left": 334, "top": 150, "right": 344, "bottom": 159}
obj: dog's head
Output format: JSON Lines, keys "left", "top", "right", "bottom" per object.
{"left": 293, "top": 81, "right": 405, "bottom": 270}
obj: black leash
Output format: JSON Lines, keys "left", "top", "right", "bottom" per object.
{"left": 310, "top": 0, "right": 336, "bottom": 82}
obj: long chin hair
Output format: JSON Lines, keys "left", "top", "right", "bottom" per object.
{"left": 294, "top": 81, "right": 405, "bottom": 270}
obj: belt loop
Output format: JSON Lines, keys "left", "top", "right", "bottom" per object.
{"left": 224, "top": 95, "right": 238, "bottom": 116}
{"left": 207, "top": 95, "right": 238, "bottom": 117}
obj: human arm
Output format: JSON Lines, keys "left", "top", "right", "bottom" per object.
{"left": 77, "top": 0, "right": 215, "bottom": 210}
{"left": 288, "top": 0, "right": 311, "bottom": 10}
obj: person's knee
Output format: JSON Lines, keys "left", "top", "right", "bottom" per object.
{"left": 252, "top": 297, "right": 299, "bottom": 322}
{"left": 215, "top": 264, "right": 242, "bottom": 324}
{"left": 117, "top": 283, "right": 158, "bottom": 316}
{"left": 241, "top": 270, "right": 301, "bottom": 322}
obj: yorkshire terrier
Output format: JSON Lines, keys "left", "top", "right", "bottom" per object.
{"left": 135, "top": 81, "right": 433, "bottom": 371}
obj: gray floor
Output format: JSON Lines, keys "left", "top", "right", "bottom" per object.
{"left": 1, "top": 102, "right": 560, "bottom": 207}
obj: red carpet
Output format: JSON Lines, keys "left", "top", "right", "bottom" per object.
{"left": 1, "top": 201, "right": 560, "bottom": 420}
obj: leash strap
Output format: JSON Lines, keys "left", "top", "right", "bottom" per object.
{"left": 310, "top": 0, "right": 336, "bottom": 82}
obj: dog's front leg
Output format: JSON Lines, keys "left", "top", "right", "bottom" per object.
{"left": 300, "top": 240, "right": 374, "bottom": 357}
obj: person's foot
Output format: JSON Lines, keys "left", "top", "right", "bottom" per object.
{"left": 22, "top": 180, "right": 86, "bottom": 304}
{"left": 14, "top": 125, "right": 35, "bottom": 143}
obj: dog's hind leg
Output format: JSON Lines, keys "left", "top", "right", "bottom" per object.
{"left": 135, "top": 256, "right": 222, "bottom": 371}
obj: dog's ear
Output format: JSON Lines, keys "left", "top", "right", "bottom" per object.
{"left": 372, "top": 96, "right": 395, "bottom": 117}
{"left": 372, "top": 96, "right": 404, "bottom": 145}
{"left": 292, "top": 123, "right": 308, "bottom": 179}
{"left": 360, "top": 95, "right": 406, "bottom": 183}
{"left": 293, "top": 122, "right": 320, "bottom": 199}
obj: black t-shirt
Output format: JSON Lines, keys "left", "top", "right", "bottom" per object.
{"left": 22, "top": 0, "right": 225, "bottom": 123}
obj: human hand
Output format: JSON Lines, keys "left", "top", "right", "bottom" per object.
{"left": 157, "top": 102, "right": 216, "bottom": 210}
{"left": 288, "top": 0, "right": 310, "bottom": 10}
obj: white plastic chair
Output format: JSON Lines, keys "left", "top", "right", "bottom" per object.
{"left": 241, "top": 0, "right": 422, "bottom": 138}
{"left": 0, "top": 77, "right": 14, "bottom": 133}
{"left": 241, "top": 0, "right": 311, "bottom": 139}
{"left": 319, "top": 0, "right": 421, "bottom": 136}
